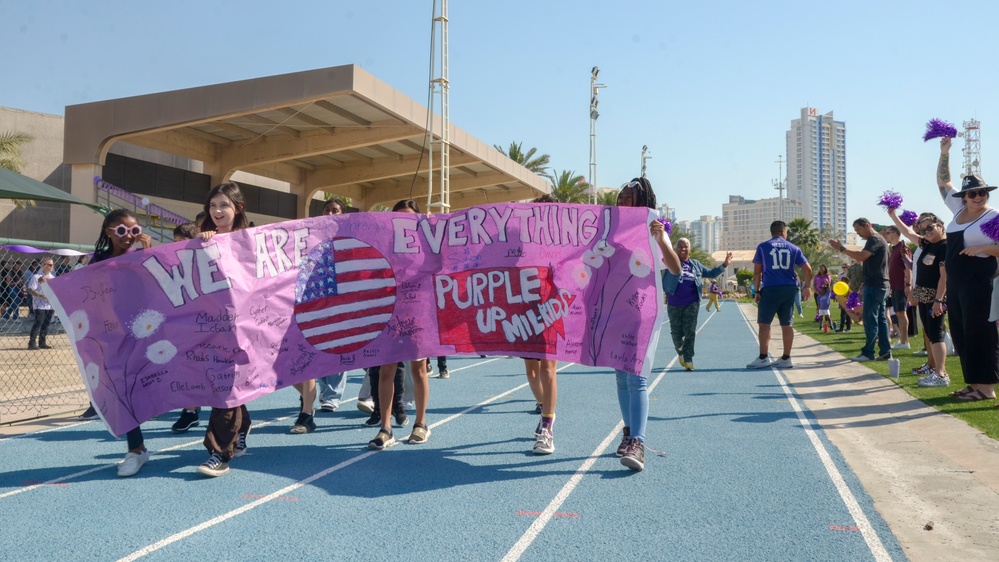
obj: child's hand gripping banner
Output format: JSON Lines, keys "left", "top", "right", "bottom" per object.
{"left": 44, "top": 204, "right": 665, "bottom": 436}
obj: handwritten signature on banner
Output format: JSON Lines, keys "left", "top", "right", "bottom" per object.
{"left": 44, "top": 204, "right": 665, "bottom": 436}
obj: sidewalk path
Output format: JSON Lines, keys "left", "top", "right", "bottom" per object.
{"left": 740, "top": 302, "right": 999, "bottom": 561}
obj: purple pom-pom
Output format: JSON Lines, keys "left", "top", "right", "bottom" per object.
{"left": 877, "top": 190, "right": 903, "bottom": 210}
{"left": 846, "top": 292, "right": 861, "bottom": 311}
{"left": 980, "top": 213, "right": 999, "bottom": 243}
{"left": 899, "top": 210, "right": 918, "bottom": 226}
{"left": 923, "top": 118, "right": 958, "bottom": 142}
{"left": 656, "top": 217, "right": 673, "bottom": 236}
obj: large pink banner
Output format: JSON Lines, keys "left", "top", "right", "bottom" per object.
{"left": 44, "top": 204, "right": 665, "bottom": 436}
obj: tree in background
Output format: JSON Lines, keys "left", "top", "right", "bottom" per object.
{"left": 493, "top": 141, "right": 550, "bottom": 174}
{"left": 1, "top": 130, "right": 36, "bottom": 208}
{"left": 735, "top": 268, "right": 754, "bottom": 290}
{"left": 547, "top": 170, "right": 589, "bottom": 203}
{"left": 670, "top": 226, "right": 714, "bottom": 266}
{"left": 787, "top": 217, "right": 840, "bottom": 269}
{"left": 595, "top": 190, "right": 619, "bottom": 206}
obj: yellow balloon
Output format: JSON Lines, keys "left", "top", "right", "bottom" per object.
{"left": 833, "top": 281, "right": 849, "bottom": 296}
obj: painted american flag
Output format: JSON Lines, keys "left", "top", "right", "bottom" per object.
{"left": 294, "top": 237, "right": 397, "bottom": 354}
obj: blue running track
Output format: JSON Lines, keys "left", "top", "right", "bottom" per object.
{"left": 0, "top": 304, "right": 906, "bottom": 561}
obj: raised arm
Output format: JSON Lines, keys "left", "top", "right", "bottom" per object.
{"left": 937, "top": 138, "right": 956, "bottom": 200}
{"left": 886, "top": 207, "right": 920, "bottom": 244}
{"left": 650, "top": 220, "right": 681, "bottom": 275}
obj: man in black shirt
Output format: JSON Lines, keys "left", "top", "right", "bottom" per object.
{"left": 829, "top": 218, "right": 891, "bottom": 361}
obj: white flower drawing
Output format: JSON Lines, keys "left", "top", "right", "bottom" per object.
{"left": 84, "top": 362, "right": 100, "bottom": 391}
{"left": 582, "top": 249, "right": 604, "bottom": 269}
{"left": 593, "top": 239, "right": 616, "bottom": 258}
{"left": 146, "top": 340, "right": 177, "bottom": 364}
{"left": 69, "top": 310, "right": 89, "bottom": 341}
{"left": 131, "top": 309, "right": 166, "bottom": 339}
{"left": 628, "top": 250, "right": 653, "bottom": 278}
{"left": 570, "top": 263, "right": 593, "bottom": 288}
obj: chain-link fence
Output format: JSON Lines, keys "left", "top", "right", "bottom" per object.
{"left": 1, "top": 250, "right": 88, "bottom": 425}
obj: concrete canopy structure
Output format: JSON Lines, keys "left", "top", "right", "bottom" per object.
{"left": 63, "top": 64, "right": 548, "bottom": 241}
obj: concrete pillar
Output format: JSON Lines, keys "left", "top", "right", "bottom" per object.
{"left": 69, "top": 163, "right": 104, "bottom": 246}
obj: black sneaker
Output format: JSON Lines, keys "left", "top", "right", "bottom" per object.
{"left": 196, "top": 453, "right": 229, "bottom": 477}
{"left": 620, "top": 438, "right": 645, "bottom": 471}
{"left": 234, "top": 428, "right": 250, "bottom": 457}
{"left": 290, "top": 412, "right": 317, "bottom": 434}
{"left": 615, "top": 427, "right": 631, "bottom": 457}
{"left": 876, "top": 353, "right": 892, "bottom": 361}
{"left": 393, "top": 408, "right": 409, "bottom": 427}
{"left": 78, "top": 405, "right": 99, "bottom": 421}
{"left": 171, "top": 409, "right": 201, "bottom": 432}
{"left": 364, "top": 412, "right": 382, "bottom": 427}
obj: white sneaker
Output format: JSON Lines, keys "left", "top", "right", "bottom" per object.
{"left": 746, "top": 356, "right": 772, "bottom": 369}
{"left": 356, "top": 398, "right": 375, "bottom": 414}
{"left": 891, "top": 341, "right": 910, "bottom": 350}
{"left": 403, "top": 400, "right": 416, "bottom": 412}
{"left": 773, "top": 357, "right": 794, "bottom": 369}
{"left": 913, "top": 349, "right": 927, "bottom": 356}
{"left": 918, "top": 373, "right": 951, "bottom": 388}
{"left": 117, "top": 450, "right": 149, "bottom": 477}
{"left": 849, "top": 354, "right": 873, "bottom": 362}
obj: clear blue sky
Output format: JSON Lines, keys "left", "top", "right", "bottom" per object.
{"left": 4, "top": 0, "right": 999, "bottom": 229}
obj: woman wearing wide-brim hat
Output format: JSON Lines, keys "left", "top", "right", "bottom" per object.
{"left": 936, "top": 137, "right": 999, "bottom": 402}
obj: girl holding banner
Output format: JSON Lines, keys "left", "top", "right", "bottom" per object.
{"left": 91, "top": 209, "right": 154, "bottom": 477}
{"left": 197, "top": 182, "right": 253, "bottom": 477}
{"left": 614, "top": 178, "right": 681, "bottom": 471}
{"left": 368, "top": 200, "right": 433, "bottom": 450}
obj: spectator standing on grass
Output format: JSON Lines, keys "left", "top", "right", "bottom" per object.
{"left": 935, "top": 137, "right": 999, "bottom": 402}
{"left": 883, "top": 226, "right": 912, "bottom": 350}
{"left": 747, "top": 221, "right": 812, "bottom": 370}
{"left": 830, "top": 218, "right": 892, "bottom": 363}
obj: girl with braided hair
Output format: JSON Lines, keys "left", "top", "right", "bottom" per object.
{"left": 614, "top": 177, "right": 681, "bottom": 471}
{"left": 87, "top": 209, "right": 155, "bottom": 476}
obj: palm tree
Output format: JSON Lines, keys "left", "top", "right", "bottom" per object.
{"left": 786, "top": 217, "right": 820, "bottom": 252}
{"left": 1, "top": 131, "right": 36, "bottom": 208}
{"left": 493, "top": 141, "right": 550, "bottom": 174}
{"left": 0, "top": 131, "right": 33, "bottom": 172}
{"left": 595, "top": 189, "right": 619, "bottom": 206}
{"left": 547, "top": 170, "right": 589, "bottom": 203}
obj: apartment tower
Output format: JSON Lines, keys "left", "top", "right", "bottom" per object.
{"left": 786, "top": 108, "right": 847, "bottom": 235}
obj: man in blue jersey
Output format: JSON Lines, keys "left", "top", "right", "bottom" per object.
{"left": 747, "top": 221, "right": 812, "bottom": 369}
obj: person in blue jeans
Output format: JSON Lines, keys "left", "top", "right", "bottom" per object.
{"left": 612, "top": 177, "right": 681, "bottom": 471}
{"left": 317, "top": 372, "right": 347, "bottom": 411}
{"left": 830, "top": 218, "right": 891, "bottom": 361}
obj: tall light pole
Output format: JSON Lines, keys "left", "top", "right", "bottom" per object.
{"left": 641, "top": 145, "right": 651, "bottom": 178}
{"left": 588, "top": 66, "right": 606, "bottom": 204}
{"left": 773, "top": 155, "right": 785, "bottom": 221}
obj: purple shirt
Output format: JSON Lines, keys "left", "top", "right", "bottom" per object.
{"left": 753, "top": 237, "right": 807, "bottom": 288}
{"left": 667, "top": 260, "right": 699, "bottom": 307}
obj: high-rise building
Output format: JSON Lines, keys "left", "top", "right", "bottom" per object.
{"left": 682, "top": 215, "right": 722, "bottom": 254}
{"left": 786, "top": 107, "right": 847, "bottom": 235}
{"left": 721, "top": 195, "right": 804, "bottom": 252}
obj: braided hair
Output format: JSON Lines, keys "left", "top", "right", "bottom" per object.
{"left": 93, "top": 209, "right": 137, "bottom": 263}
{"left": 619, "top": 177, "right": 658, "bottom": 209}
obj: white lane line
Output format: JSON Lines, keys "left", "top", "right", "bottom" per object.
{"left": 0, "top": 414, "right": 294, "bottom": 501}
{"left": 118, "top": 357, "right": 525, "bottom": 561}
{"left": 1, "top": 357, "right": 502, "bottom": 500}
{"left": 0, "top": 419, "right": 94, "bottom": 442}
{"left": 502, "top": 312, "right": 717, "bottom": 561}
{"left": 738, "top": 308, "right": 892, "bottom": 562}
